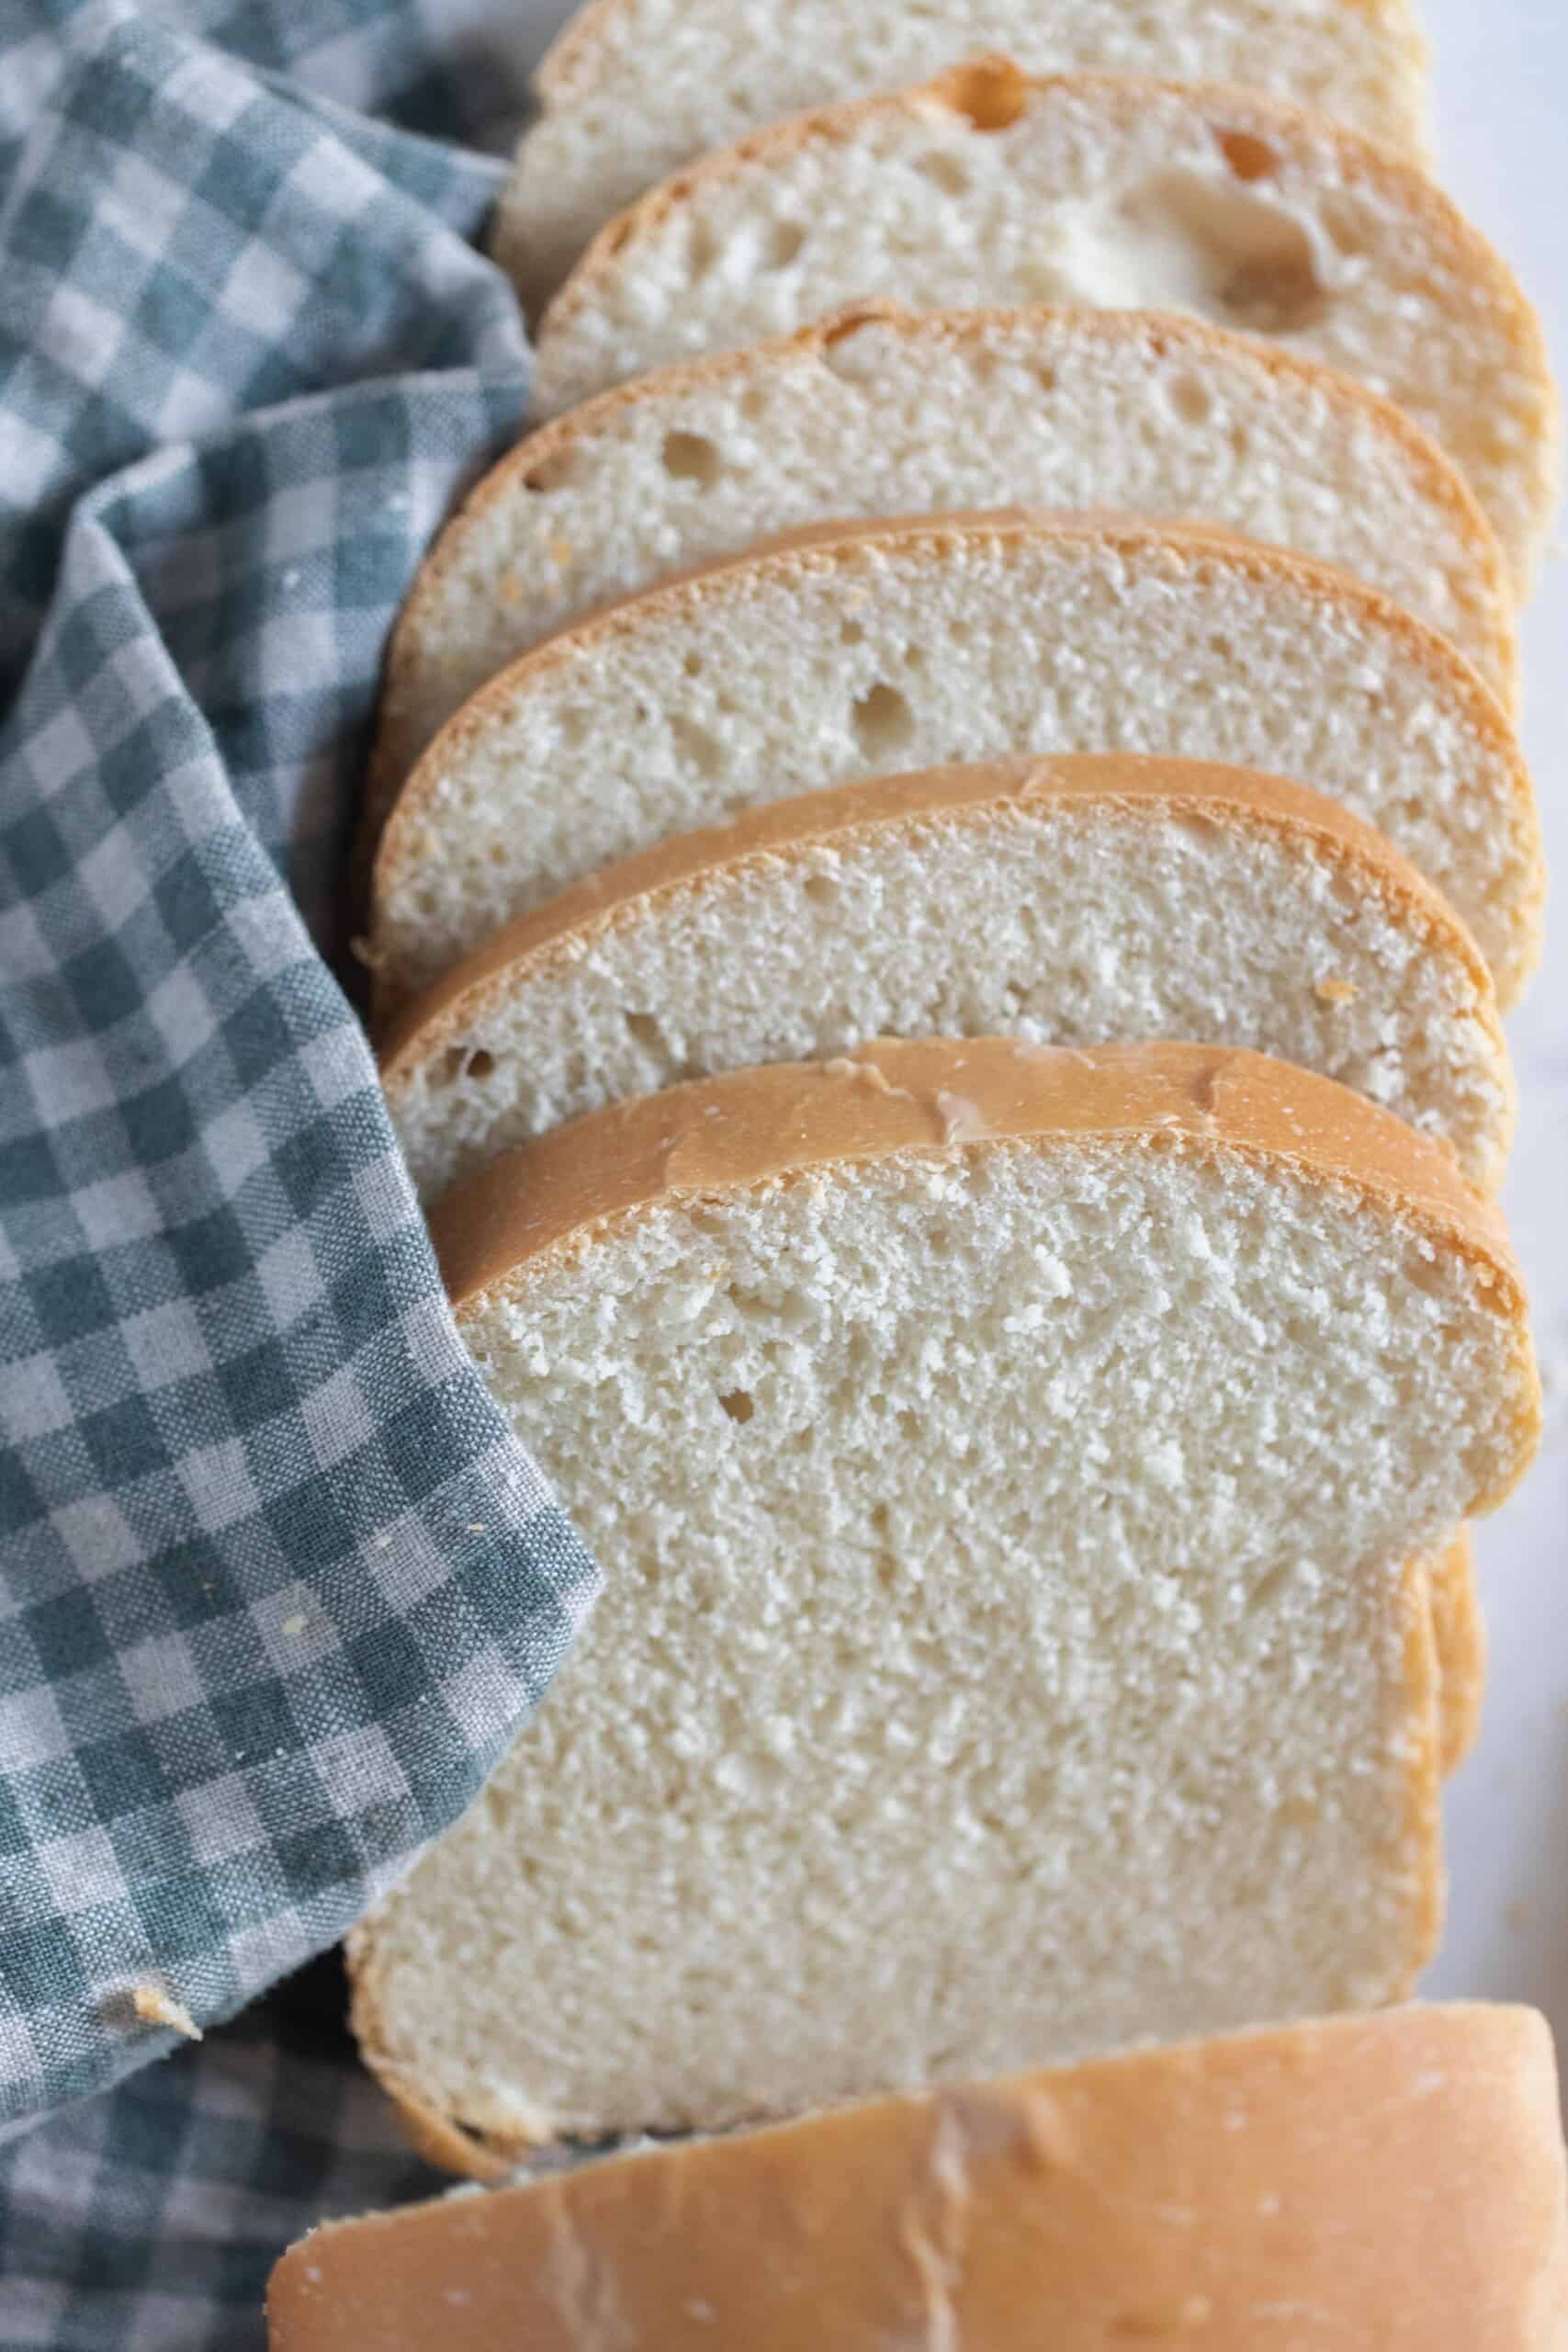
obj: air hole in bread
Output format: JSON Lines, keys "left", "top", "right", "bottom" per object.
{"left": 686, "top": 217, "right": 721, "bottom": 281}
{"left": 660, "top": 430, "right": 723, "bottom": 488}
{"left": 464, "top": 1048, "right": 495, "bottom": 1080}
{"left": 623, "top": 1009, "right": 667, "bottom": 1057}
{"left": 1166, "top": 372, "right": 1214, "bottom": 427}
{"left": 519, "top": 452, "right": 575, "bottom": 496}
{"left": 1215, "top": 129, "right": 1280, "bottom": 185}
{"left": 916, "top": 150, "right": 972, "bottom": 197}
{"left": 1321, "top": 195, "right": 1372, "bottom": 259}
{"left": 851, "top": 681, "right": 916, "bottom": 761}
{"left": 718, "top": 1387, "right": 756, "bottom": 1425}
{"left": 802, "top": 873, "right": 838, "bottom": 908}
{"left": 947, "top": 57, "right": 1029, "bottom": 134}
{"left": 670, "top": 712, "right": 724, "bottom": 776}
{"left": 1117, "top": 172, "right": 1331, "bottom": 335}
{"left": 1034, "top": 363, "right": 1059, "bottom": 396}
{"left": 840, "top": 617, "right": 866, "bottom": 648}
{"left": 764, "top": 218, "right": 807, "bottom": 269}
{"left": 682, "top": 650, "right": 705, "bottom": 678}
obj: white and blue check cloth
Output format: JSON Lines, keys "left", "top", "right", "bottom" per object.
{"left": 0, "top": 6, "right": 602, "bottom": 2342}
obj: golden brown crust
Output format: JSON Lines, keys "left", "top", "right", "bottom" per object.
{"left": 372, "top": 510, "right": 1541, "bottom": 1016}
{"left": 429, "top": 1038, "right": 1539, "bottom": 1516}
{"left": 270, "top": 2005, "right": 1568, "bottom": 2349}
{"left": 1430, "top": 1529, "right": 1488, "bottom": 1774}
{"left": 376, "top": 752, "right": 1504, "bottom": 1085}
{"left": 364, "top": 301, "right": 1515, "bottom": 834}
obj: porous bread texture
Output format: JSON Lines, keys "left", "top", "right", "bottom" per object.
{"left": 495, "top": 0, "right": 1431, "bottom": 309}
{"left": 369, "top": 514, "right": 1542, "bottom": 1015}
{"left": 531, "top": 64, "right": 1559, "bottom": 591}
{"left": 350, "top": 1044, "right": 1540, "bottom": 2161}
{"left": 380, "top": 758, "right": 1516, "bottom": 1203}
{"left": 372, "top": 306, "right": 1514, "bottom": 801}
{"left": 274, "top": 2007, "right": 1568, "bottom": 2352}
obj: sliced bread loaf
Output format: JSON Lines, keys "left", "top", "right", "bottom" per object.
{"left": 381, "top": 757, "right": 1515, "bottom": 1203}
{"left": 531, "top": 63, "right": 1558, "bottom": 590}
{"left": 348, "top": 1042, "right": 1540, "bottom": 2160}
{"left": 373, "top": 306, "right": 1513, "bottom": 804}
{"left": 276, "top": 2007, "right": 1568, "bottom": 2349}
{"left": 494, "top": 0, "right": 1431, "bottom": 309}
{"left": 368, "top": 514, "right": 1542, "bottom": 1014}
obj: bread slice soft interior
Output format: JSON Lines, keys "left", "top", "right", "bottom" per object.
{"left": 494, "top": 0, "right": 1432, "bottom": 309}
{"left": 372, "top": 305, "right": 1513, "bottom": 804}
{"left": 276, "top": 2006, "right": 1568, "bottom": 2350}
{"left": 531, "top": 63, "right": 1558, "bottom": 591}
{"left": 348, "top": 1042, "right": 1540, "bottom": 2163}
{"left": 381, "top": 757, "right": 1515, "bottom": 1203}
{"left": 369, "top": 513, "right": 1541, "bottom": 1015}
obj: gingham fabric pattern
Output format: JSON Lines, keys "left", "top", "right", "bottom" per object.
{"left": 1, "top": 5, "right": 603, "bottom": 2342}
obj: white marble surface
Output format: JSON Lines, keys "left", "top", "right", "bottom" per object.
{"left": 501, "top": 0, "right": 1568, "bottom": 2033}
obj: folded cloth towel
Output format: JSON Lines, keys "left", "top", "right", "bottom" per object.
{"left": 0, "top": 6, "right": 598, "bottom": 2344}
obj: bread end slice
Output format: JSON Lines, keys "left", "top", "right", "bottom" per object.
{"left": 273, "top": 2006, "right": 1568, "bottom": 2347}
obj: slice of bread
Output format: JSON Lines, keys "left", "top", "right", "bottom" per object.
{"left": 369, "top": 513, "right": 1542, "bottom": 1015}
{"left": 380, "top": 757, "right": 1515, "bottom": 1203}
{"left": 373, "top": 306, "right": 1514, "bottom": 804}
{"left": 276, "top": 2007, "right": 1568, "bottom": 2349}
{"left": 531, "top": 63, "right": 1559, "bottom": 590}
{"left": 494, "top": 0, "right": 1432, "bottom": 310}
{"left": 347, "top": 1042, "right": 1540, "bottom": 2161}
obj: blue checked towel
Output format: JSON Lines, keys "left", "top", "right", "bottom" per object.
{"left": 0, "top": 5, "right": 603, "bottom": 2343}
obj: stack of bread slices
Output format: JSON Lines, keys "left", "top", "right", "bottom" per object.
{"left": 274, "top": 4, "right": 1567, "bottom": 2342}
